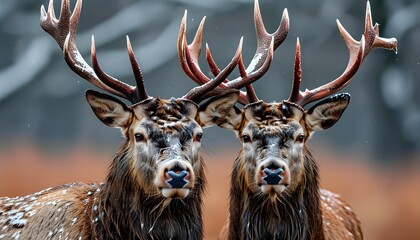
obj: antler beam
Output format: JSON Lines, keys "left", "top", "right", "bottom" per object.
{"left": 40, "top": 0, "right": 148, "bottom": 104}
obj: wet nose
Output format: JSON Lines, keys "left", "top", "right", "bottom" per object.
{"left": 166, "top": 169, "right": 189, "bottom": 188}
{"left": 262, "top": 167, "right": 284, "bottom": 185}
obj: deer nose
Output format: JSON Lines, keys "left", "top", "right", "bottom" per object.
{"left": 262, "top": 167, "right": 284, "bottom": 185}
{"left": 166, "top": 169, "right": 189, "bottom": 188}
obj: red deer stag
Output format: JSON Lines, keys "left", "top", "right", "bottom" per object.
{"left": 188, "top": 1, "right": 397, "bottom": 239}
{"left": 0, "top": 0, "right": 264, "bottom": 239}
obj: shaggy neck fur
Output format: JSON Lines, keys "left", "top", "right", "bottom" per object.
{"left": 229, "top": 148, "right": 324, "bottom": 240}
{"left": 86, "top": 142, "right": 205, "bottom": 240}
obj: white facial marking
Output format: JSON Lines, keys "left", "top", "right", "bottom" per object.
{"left": 260, "top": 184, "right": 287, "bottom": 194}
{"left": 161, "top": 188, "right": 190, "bottom": 198}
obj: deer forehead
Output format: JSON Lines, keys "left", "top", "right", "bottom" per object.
{"left": 246, "top": 121, "right": 303, "bottom": 140}
{"left": 245, "top": 101, "right": 303, "bottom": 120}
{"left": 132, "top": 98, "right": 199, "bottom": 124}
{"left": 131, "top": 119, "right": 200, "bottom": 138}
{"left": 243, "top": 102, "right": 305, "bottom": 133}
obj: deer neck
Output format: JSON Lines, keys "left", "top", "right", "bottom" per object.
{"left": 230, "top": 148, "right": 325, "bottom": 240}
{"left": 88, "top": 143, "right": 206, "bottom": 239}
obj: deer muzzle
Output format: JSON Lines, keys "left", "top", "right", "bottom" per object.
{"left": 156, "top": 159, "right": 194, "bottom": 198}
{"left": 255, "top": 158, "right": 290, "bottom": 194}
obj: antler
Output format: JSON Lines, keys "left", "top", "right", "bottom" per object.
{"left": 288, "top": 1, "right": 398, "bottom": 107}
{"left": 178, "top": 0, "right": 289, "bottom": 105}
{"left": 178, "top": 11, "right": 243, "bottom": 103}
{"left": 40, "top": 0, "right": 148, "bottom": 104}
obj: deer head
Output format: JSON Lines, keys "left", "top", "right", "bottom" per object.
{"left": 210, "top": 1, "right": 398, "bottom": 199}
{"left": 222, "top": 95, "right": 351, "bottom": 196}
{"left": 40, "top": 0, "right": 241, "bottom": 200}
{"left": 85, "top": 90, "right": 239, "bottom": 199}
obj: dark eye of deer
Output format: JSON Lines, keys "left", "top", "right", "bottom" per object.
{"left": 195, "top": 133, "right": 203, "bottom": 142}
{"left": 296, "top": 134, "right": 305, "bottom": 143}
{"left": 242, "top": 134, "right": 251, "bottom": 143}
{"left": 134, "top": 133, "right": 145, "bottom": 142}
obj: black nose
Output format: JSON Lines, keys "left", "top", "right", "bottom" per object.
{"left": 263, "top": 167, "right": 283, "bottom": 185}
{"left": 167, "top": 170, "right": 189, "bottom": 188}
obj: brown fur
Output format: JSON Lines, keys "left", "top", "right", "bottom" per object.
{"left": 0, "top": 91, "right": 239, "bottom": 239}
{"left": 0, "top": 138, "right": 205, "bottom": 240}
{"left": 219, "top": 98, "right": 363, "bottom": 240}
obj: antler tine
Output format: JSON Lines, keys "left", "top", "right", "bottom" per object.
{"left": 126, "top": 36, "right": 148, "bottom": 101}
{"left": 177, "top": 10, "right": 207, "bottom": 85}
{"left": 290, "top": 1, "right": 398, "bottom": 106}
{"left": 216, "top": 0, "right": 288, "bottom": 103}
{"left": 183, "top": 38, "right": 243, "bottom": 102}
{"left": 237, "top": 50, "right": 259, "bottom": 103}
{"left": 90, "top": 36, "right": 145, "bottom": 103}
{"left": 41, "top": 0, "right": 148, "bottom": 104}
{"left": 227, "top": 36, "right": 275, "bottom": 90}
{"left": 205, "top": 42, "right": 255, "bottom": 104}
{"left": 225, "top": 0, "right": 289, "bottom": 90}
{"left": 178, "top": 10, "right": 243, "bottom": 102}
{"left": 365, "top": 2, "right": 398, "bottom": 53}
{"left": 288, "top": 38, "right": 302, "bottom": 103}
{"left": 91, "top": 36, "right": 149, "bottom": 103}
{"left": 40, "top": 0, "right": 70, "bottom": 49}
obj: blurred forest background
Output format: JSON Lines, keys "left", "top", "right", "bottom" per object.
{"left": 0, "top": 0, "right": 419, "bottom": 239}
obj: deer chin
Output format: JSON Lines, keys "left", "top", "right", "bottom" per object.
{"left": 260, "top": 184, "right": 287, "bottom": 195}
{"left": 161, "top": 188, "right": 190, "bottom": 198}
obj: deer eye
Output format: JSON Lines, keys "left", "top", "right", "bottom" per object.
{"left": 134, "top": 133, "right": 145, "bottom": 142}
{"left": 295, "top": 134, "right": 305, "bottom": 143}
{"left": 242, "top": 134, "right": 251, "bottom": 143}
{"left": 195, "top": 133, "right": 203, "bottom": 142}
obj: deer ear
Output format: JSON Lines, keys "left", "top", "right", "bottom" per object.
{"left": 198, "top": 90, "right": 239, "bottom": 128}
{"left": 85, "top": 90, "right": 132, "bottom": 128}
{"left": 217, "top": 106, "right": 243, "bottom": 131}
{"left": 305, "top": 93, "right": 350, "bottom": 132}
